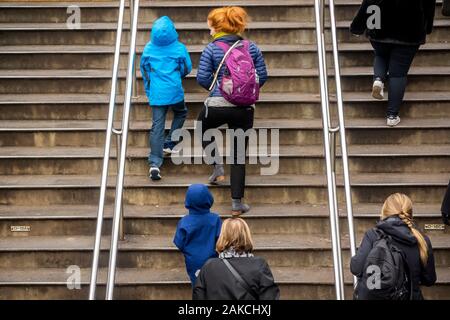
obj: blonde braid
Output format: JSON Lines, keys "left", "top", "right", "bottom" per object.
{"left": 381, "top": 193, "right": 429, "bottom": 267}
{"left": 398, "top": 211, "right": 414, "bottom": 229}
{"left": 399, "top": 210, "right": 429, "bottom": 267}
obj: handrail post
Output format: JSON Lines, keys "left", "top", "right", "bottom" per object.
{"left": 314, "top": 0, "right": 345, "bottom": 300}
{"left": 105, "top": 0, "right": 140, "bottom": 300}
{"left": 113, "top": 129, "right": 125, "bottom": 241}
{"left": 89, "top": 0, "right": 126, "bottom": 300}
{"left": 328, "top": 0, "right": 357, "bottom": 286}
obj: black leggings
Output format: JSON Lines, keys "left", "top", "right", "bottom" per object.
{"left": 197, "top": 106, "right": 254, "bottom": 199}
{"left": 371, "top": 41, "right": 419, "bottom": 116}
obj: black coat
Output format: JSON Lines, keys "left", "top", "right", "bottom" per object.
{"left": 443, "top": 0, "right": 450, "bottom": 16}
{"left": 192, "top": 256, "right": 280, "bottom": 300}
{"left": 350, "top": 216, "right": 437, "bottom": 300}
{"left": 350, "top": 0, "right": 437, "bottom": 45}
{"left": 442, "top": 180, "right": 450, "bottom": 225}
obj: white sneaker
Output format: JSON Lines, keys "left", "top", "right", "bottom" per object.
{"left": 372, "top": 80, "right": 384, "bottom": 100}
{"left": 163, "top": 147, "right": 180, "bottom": 154}
{"left": 149, "top": 167, "right": 161, "bottom": 181}
{"left": 387, "top": 116, "right": 401, "bottom": 127}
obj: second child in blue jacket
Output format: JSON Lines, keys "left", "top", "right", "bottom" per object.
{"left": 140, "top": 16, "right": 192, "bottom": 181}
{"left": 173, "top": 184, "right": 222, "bottom": 285}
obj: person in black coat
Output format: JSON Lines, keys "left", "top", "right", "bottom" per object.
{"left": 350, "top": 0, "right": 436, "bottom": 127}
{"left": 442, "top": 180, "right": 450, "bottom": 225}
{"left": 351, "top": 193, "right": 437, "bottom": 300}
{"left": 443, "top": 0, "right": 450, "bottom": 16}
{"left": 193, "top": 218, "right": 280, "bottom": 300}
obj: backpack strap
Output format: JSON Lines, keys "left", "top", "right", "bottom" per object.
{"left": 221, "top": 258, "right": 259, "bottom": 300}
{"left": 208, "top": 40, "right": 241, "bottom": 91}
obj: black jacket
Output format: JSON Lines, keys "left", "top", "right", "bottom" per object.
{"left": 443, "top": 0, "right": 450, "bottom": 16}
{"left": 350, "top": 216, "right": 437, "bottom": 300}
{"left": 350, "top": 0, "right": 437, "bottom": 45}
{"left": 442, "top": 180, "right": 450, "bottom": 225}
{"left": 192, "top": 256, "right": 280, "bottom": 300}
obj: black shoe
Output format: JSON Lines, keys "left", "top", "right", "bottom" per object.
{"left": 149, "top": 167, "right": 161, "bottom": 181}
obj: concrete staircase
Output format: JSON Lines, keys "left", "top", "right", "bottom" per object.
{"left": 0, "top": 0, "right": 449, "bottom": 299}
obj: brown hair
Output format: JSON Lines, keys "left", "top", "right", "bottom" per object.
{"left": 207, "top": 6, "right": 248, "bottom": 35}
{"left": 381, "top": 193, "right": 429, "bottom": 266}
{"left": 216, "top": 218, "right": 254, "bottom": 254}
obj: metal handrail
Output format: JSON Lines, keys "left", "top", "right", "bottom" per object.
{"left": 328, "top": 0, "right": 357, "bottom": 281}
{"left": 89, "top": 0, "right": 140, "bottom": 300}
{"left": 105, "top": 0, "right": 140, "bottom": 300}
{"left": 314, "top": 0, "right": 357, "bottom": 300}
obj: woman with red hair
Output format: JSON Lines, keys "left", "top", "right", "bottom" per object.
{"left": 196, "top": 7, "right": 268, "bottom": 216}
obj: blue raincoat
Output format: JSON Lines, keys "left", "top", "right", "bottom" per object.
{"left": 140, "top": 16, "right": 192, "bottom": 106}
{"left": 173, "top": 184, "right": 222, "bottom": 285}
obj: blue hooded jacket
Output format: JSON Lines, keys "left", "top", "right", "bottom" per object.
{"left": 140, "top": 16, "right": 192, "bottom": 106}
{"left": 173, "top": 184, "right": 222, "bottom": 285}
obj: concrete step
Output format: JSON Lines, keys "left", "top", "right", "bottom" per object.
{"left": 0, "top": 173, "right": 448, "bottom": 206}
{"left": 1, "top": 66, "right": 450, "bottom": 94}
{"left": 0, "top": 233, "right": 350, "bottom": 269}
{"left": 1, "top": 92, "right": 450, "bottom": 120}
{"left": 1, "top": 20, "right": 449, "bottom": 46}
{"left": 1, "top": 119, "right": 450, "bottom": 147}
{"left": 3, "top": 43, "right": 450, "bottom": 70}
{"left": 0, "top": 203, "right": 446, "bottom": 237}
{"left": 0, "top": 0, "right": 445, "bottom": 23}
{"left": 1, "top": 145, "right": 450, "bottom": 175}
{"left": 0, "top": 266, "right": 449, "bottom": 299}
{"left": 0, "top": 1, "right": 316, "bottom": 24}
{"left": 0, "top": 233, "right": 448, "bottom": 269}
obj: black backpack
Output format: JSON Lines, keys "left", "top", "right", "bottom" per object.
{"left": 354, "top": 228, "right": 413, "bottom": 300}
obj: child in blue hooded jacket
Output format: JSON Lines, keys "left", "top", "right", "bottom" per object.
{"left": 173, "top": 184, "right": 222, "bottom": 285}
{"left": 140, "top": 16, "right": 192, "bottom": 181}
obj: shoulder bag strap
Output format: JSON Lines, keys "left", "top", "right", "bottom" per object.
{"left": 208, "top": 40, "right": 241, "bottom": 91}
{"left": 222, "top": 258, "right": 259, "bottom": 300}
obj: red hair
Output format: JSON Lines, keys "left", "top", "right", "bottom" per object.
{"left": 207, "top": 6, "right": 248, "bottom": 35}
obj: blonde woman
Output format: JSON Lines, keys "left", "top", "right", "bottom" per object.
{"left": 351, "top": 193, "right": 437, "bottom": 299}
{"left": 193, "top": 218, "right": 279, "bottom": 300}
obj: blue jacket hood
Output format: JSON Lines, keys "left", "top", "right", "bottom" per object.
{"left": 151, "top": 16, "right": 178, "bottom": 46}
{"left": 185, "top": 184, "right": 214, "bottom": 214}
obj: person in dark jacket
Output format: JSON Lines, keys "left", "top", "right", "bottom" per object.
{"left": 443, "top": 0, "right": 450, "bottom": 16}
{"left": 193, "top": 218, "right": 280, "bottom": 300}
{"left": 196, "top": 6, "right": 268, "bottom": 216}
{"left": 351, "top": 193, "right": 437, "bottom": 300}
{"left": 350, "top": 0, "right": 436, "bottom": 127}
{"left": 140, "top": 16, "right": 192, "bottom": 181}
{"left": 442, "top": 180, "right": 450, "bottom": 225}
{"left": 173, "top": 184, "right": 222, "bottom": 285}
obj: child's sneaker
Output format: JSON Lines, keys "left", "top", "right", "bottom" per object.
{"left": 372, "top": 79, "right": 384, "bottom": 100}
{"left": 163, "top": 142, "right": 179, "bottom": 154}
{"left": 387, "top": 115, "right": 401, "bottom": 127}
{"left": 149, "top": 167, "right": 161, "bottom": 181}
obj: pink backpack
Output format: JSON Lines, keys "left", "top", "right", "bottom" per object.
{"left": 209, "top": 40, "right": 260, "bottom": 106}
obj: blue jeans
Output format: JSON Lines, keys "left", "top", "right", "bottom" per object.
{"left": 148, "top": 101, "right": 187, "bottom": 168}
{"left": 370, "top": 41, "right": 419, "bottom": 116}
